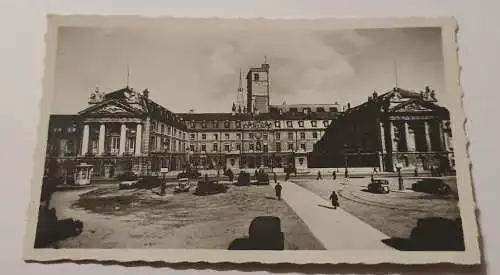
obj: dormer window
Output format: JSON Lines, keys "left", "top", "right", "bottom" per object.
{"left": 190, "top": 122, "right": 196, "bottom": 128}
{"left": 311, "top": 121, "right": 317, "bottom": 127}
{"left": 298, "top": 121, "right": 304, "bottom": 127}
{"left": 286, "top": 121, "right": 293, "bottom": 128}
{"left": 224, "top": 121, "right": 230, "bottom": 128}
{"left": 274, "top": 121, "right": 280, "bottom": 128}
{"left": 202, "top": 122, "right": 207, "bottom": 128}
{"left": 323, "top": 120, "right": 329, "bottom": 127}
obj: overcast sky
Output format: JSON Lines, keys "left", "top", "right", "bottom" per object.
{"left": 51, "top": 20, "right": 445, "bottom": 114}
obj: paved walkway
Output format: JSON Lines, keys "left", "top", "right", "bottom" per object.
{"left": 272, "top": 181, "right": 394, "bottom": 250}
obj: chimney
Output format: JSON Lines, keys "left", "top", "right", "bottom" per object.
{"left": 143, "top": 89, "right": 150, "bottom": 99}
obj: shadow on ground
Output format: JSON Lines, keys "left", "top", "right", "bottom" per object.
{"left": 317, "top": 204, "right": 337, "bottom": 210}
{"left": 228, "top": 216, "right": 284, "bottom": 250}
{"left": 382, "top": 217, "right": 465, "bottom": 251}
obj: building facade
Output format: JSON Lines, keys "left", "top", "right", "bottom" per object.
{"left": 310, "top": 87, "right": 455, "bottom": 173}
{"left": 44, "top": 62, "right": 339, "bottom": 177}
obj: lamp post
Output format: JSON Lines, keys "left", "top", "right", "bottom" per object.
{"left": 396, "top": 162, "right": 404, "bottom": 191}
{"left": 343, "top": 144, "right": 349, "bottom": 178}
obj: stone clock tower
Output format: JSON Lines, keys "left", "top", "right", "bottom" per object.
{"left": 246, "top": 62, "right": 270, "bottom": 113}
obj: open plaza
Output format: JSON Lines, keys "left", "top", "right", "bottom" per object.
{"left": 41, "top": 169, "right": 461, "bottom": 250}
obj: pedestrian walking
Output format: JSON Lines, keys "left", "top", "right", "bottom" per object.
{"left": 274, "top": 182, "right": 283, "bottom": 200}
{"left": 316, "top": 171, "right": 322, "bottom": 180}
{"left": 285, "top": 172, "right": 290, "bottom": 181}
{"left": 329, "top": 190, "right": 340, "bottom": 209}
{"left": 273, "top": 172, "right": 278, "bottom": 184}
{"left": 332, "top": 170, "right": 337, "bottom": 180}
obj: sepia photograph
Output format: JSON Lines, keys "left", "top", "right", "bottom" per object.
{"left": 23, "top": 16, "right": 480, "bottom": 265}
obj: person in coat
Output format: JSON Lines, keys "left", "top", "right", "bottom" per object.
{"left": 332, "top": 171, "right": 337, "bottom": 180}
{"left": 274, "top": 182, "right": 283, "bottom": 200}
{"left": 329, "top": 190, "right": 340, "bottom": 209}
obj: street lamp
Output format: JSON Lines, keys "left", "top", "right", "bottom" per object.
{"left": 343, "top": 144, "right": 349, "bottom": 178}
{"left": 395, "top": 162, "right": 404, "bottom": 191}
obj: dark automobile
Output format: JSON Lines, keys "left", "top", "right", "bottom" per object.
{"left": 367, "top": 179, "right": 390, "bottom": 194}
{"left": 194, "top": 179, "right": 228, "bottom": 195}
{"left": 135, "top": 176, "right": 162, "bottom": 189}
{"left": 177, "top": 169, "right": 201, "bottom": 180}
{"left": 235, "top": 171, "right": 251, "bottom": 186}
{"left": 116, "top": 171, "right": 138, "bottom": 181}
{"left": 253, "top": 169, "right": 270, "bottom": 185}
{"left": 412, "top": 178, "right": 451, "bottom": 195}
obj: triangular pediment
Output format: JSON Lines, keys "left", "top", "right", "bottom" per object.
{"left": 390, "top": 99, "right": 439, "bottom": 113}
{"left": 78, "top": 100, "right": 144, "bottom": 116}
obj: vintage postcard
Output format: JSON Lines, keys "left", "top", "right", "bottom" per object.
{"left": 23, "top": 15, "right": 481, "bottom": 265}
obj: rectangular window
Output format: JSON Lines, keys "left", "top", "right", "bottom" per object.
{"left": 111, "top": 137, "right": 120, "bottom": 154}
{"left": 300, "top": 143, "right": 306, "bottom": 151}
{"left": 190, "top": 133, "right": 195, "bottom": 139}
{"left": 288, "top": 132, "right": 294, "bottom": 140}
{"left": 274, "top": 121, "right": 280, "bottom": 128}
{"left": 311, "top": 121, "right": 317, "bottom": 127}
{"left": 323, "top": 120, "right": 329, "bottom": 127}
{"left": 190, "top": 145, "right": 195, "bottom": 151}
{"left": 225, "top": 133, "right": 230, "bottom": 140}
{"left": 249, "top": 143, "right": 254, "bottom": 151}
{"left": 212, "top": 121, "right": 219, "bottom": 128}
{"left": 263, "top": 144, "right": 268, "bottom": 152}
{"left": 288, "top": 143, "right": 294, "bottom": 151}
{"left": 275, "top": 142, "right": 281, "bottom": 152}
{"left": 214, "top": 134, "right": 218, "bottom": 140}
{"left": 275, "top": 132, "right": 280, "bottom": 139}
{"left": 202, "top": 134, "right": 206, "bottom": 140}
{"left": 249, "top": 133, "right": 254, "bottom": 139}
{"left": 236, "top": 144, "right": 241, "bottom": 151}
{"left": 286, "top": 121, "right": 293, "bottom": 128}
{"left": 300, "top": 132, "right": 305, "bottom": 140}
{"left": 312, "top": 132, "right": 318, "bottom": 139}
{"left": 224, "top": 121, "right": 230, "bottom": 128}
{"left": 202, "top": 122, "right": 207, "bottom": 128}
{"left": 213, "top": 143, "right": 218, "bottom": 152}
{"left": 190, "top": 122, "right": 196, "bottom": 128}
{"left": 161, "top": 124, "right": 165, "bottom": 133}
{"left": 254, "top": 73, "right": 259, "bottom": 81}
{"left": 236, "top": 133, "right": 241, "bottom": 139}
{"left": 263, "top": 133, "right": 268, "bottom": 140}
{"left": 225, "top": 144, "right": 230, "bottom": 152}
{"left": 329, "top": 107, "right": 338, "bottom": 112}
{"left": 316, "top": 107, "right": 325, "bottom": 112}
{"left": 201, "top": 144, "right": 206, "bottom": 152}
{"left": 298, "top": 121, "right": 304, "bottom": 127}
{"left": 235, "top": 121, "right": 241, "bottom": 128}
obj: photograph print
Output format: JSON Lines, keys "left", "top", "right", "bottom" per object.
{"left": 24, "top": 16, "right": 480, "bottom": 265}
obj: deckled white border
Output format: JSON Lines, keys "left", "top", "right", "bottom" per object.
{"left": 23, "top": 15, "right": 481, "bottom": 265}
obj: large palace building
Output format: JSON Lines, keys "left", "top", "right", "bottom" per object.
{"left": 45, "top": 62, "right": 340, "bottom": 178}
{"left": 309, "top": 87, "right": 455, "bottom": 173}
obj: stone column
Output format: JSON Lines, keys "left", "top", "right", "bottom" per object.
{"left": 135, "top": 123, "right": 142, "bottom": 156}
{"left": 142, "top": 117, "right": 151, "bottom": 154}
{"left": 81, "top": 124, "right": 90, "bottom": 155}
{"left": 98, "top": 123, "right": 106, "bottom": 155}
{"left": 404, "top": 121, "right": 414, "bottom": 152}
{"left": 379, "top": 121, "right": 386, "bottom": 153}
{"left": 424, "top": 121, "right": 432, "bottom": 152}
{"left": 389, "top": 121, "right": 397, "bottom": 152}
{"left": 119, "top": 123, "right": 127, "bottom": 155}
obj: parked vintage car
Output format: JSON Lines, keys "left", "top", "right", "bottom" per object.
{"left": 253, "top": 168, "right": 270, "bottom": 185}
{"left": 176, "top": 169, "right": 201, "bottom": 180}
{"left": 235, "top": 171, "right": 251, "bottom": 186}
{"left": 367, "top": 179, "right": 390, "bottom": 194}
{"left": 194, "top": 179, "right": 228, "bottom": 195}
{"left": 412, "top": 178, "right": 451, "bottom": 195}
{"left": 174, "top": 178, "right": 191, "bottom": 193}
{"left": 119, "top": 175, "right": 162, "bottom": 190}
{"left": 116, "top": 171, "right": 138, "bottom": 181}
